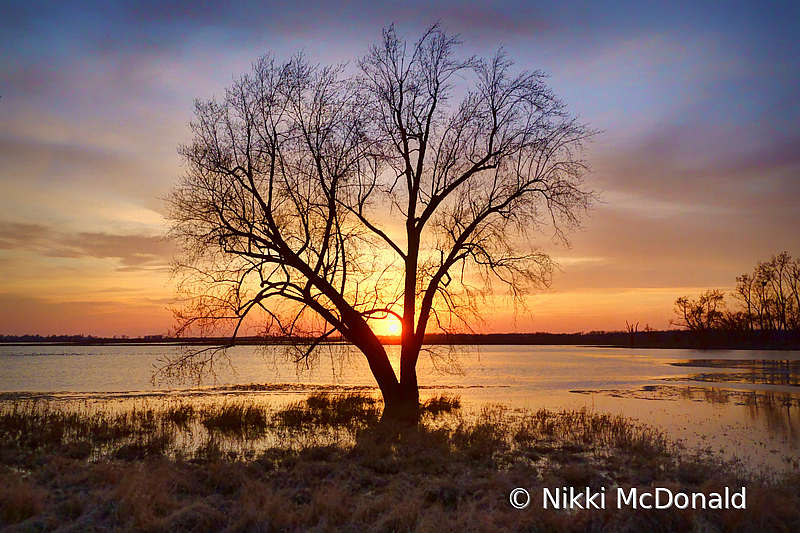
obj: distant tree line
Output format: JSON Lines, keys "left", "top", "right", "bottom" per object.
{"left": 0, "top": 334, "right": 166, "bottom": 344}
{"left": 672, "top": 252, "right": 800, "bottom": 347}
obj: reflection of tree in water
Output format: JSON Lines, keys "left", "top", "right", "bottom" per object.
{"left": 671, "top": 359, "right": 800, "bottom": 387}
{"left": 576, "top": 383, "right": 800, "bottom": 444}
{"left": 702, "top": 387, "right": 730, "bottom": 404}
{"left": 742, "top": 390, "right": 798, "bottom": 444}
{"left": 679, "top": 386, "right": 800, "bottom": 444}
{"left": 664, "top": 359, "right": 800, "bottom": 443}
{"left": 740, "top": 360, "right": 800, "bottom": 387}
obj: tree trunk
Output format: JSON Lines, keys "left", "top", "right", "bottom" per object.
{"left": 381, "top": 387, "right": 419, "bottom": 424}
{"left": 357, "top": 340, "right": 419, "bottom": 424}
{"left": 381, "top": 368, "right": 420, "bottom": 424}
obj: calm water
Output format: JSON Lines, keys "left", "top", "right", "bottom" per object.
{"left": 2, "top": 344, "right": 800, "bottom": 471}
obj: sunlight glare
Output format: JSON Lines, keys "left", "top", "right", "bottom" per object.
{"left": 387, "top": 320, "right": 400, "bottom": 335}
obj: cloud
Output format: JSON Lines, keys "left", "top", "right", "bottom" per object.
{"left": 594, "top": 118, "right": 800, "bottom": 213}
{"left": 0, "top": 135, "right": 136, "bottom": 185}
{"left": 0, "top": 223, "right": 48, "bottom": 249}
{"left": 1, "top": 0, "right": 798, "bottom": 337}
{"left": 0, "top": 222, "right": 175, "bottom": 271}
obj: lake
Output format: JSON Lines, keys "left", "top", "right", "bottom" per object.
{"left": 2, "top": 343, "right": 799, "bottom": 471}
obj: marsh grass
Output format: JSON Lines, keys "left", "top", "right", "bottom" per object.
{"left": 2, "top": 393, "right": 799, "bottom": 531}
{"left": 421, "top": 393, "right": 461, "bottom": 416}
{"left": 0, "top": 401, "right": 180, "bottom": 458}
{"left": 200, "top": 401, "right": 270, "bottom": 438}
{"left": 273, "top": 392, "right": 381, "bottom": 430}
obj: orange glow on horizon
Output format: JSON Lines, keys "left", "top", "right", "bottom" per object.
{"left": 372, "top": 315, "right": 402, "bottom": 337}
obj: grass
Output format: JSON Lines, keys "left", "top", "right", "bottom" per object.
{"left": 273, "top": 392, "right": 381, "bottom": 430}
{"left": 200, "top": 401, "right": 270, "bottom": 438}
{"left": 1, "top": 393, "right": 799, "bottom": 531}
{"left": 421, "top": 393, "right": 461, "bottom": 416}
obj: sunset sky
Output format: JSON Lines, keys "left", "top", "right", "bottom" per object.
{"left": 1, "top": 1, "right": 798, "bottom": 337}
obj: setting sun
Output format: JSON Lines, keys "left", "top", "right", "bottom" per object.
{"left": 375, "top": 316, "right": 401, "bottom": 336}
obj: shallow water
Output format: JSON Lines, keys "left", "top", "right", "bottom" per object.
{"left": 2, "top": 343, "right": 799, "bottom": 471}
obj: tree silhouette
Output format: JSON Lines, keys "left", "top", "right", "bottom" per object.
{"left": 734, "top": 252, "right": 800, "bottom": 336}
{"left": 671, "top": 290, "right": 726, "bottom": 334}
{"left": 164, "top": 24, "right": 595, "bottom": 420}
{"left": 625, "top": 320, "right": 639, "bottom": 347}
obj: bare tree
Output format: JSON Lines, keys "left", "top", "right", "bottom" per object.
{"left": 759, "top": 252, "right": 793, "bottom": 332}
{"left": 164, "top": 24, "right": 595, "bottom": 420}
{"left": 733, "top": 272, "right": 758, "bottom": 331}
{"left": 788, "top": 257, "right": 800, "bottom": 330}
{"left": 671, "top": 290, "right": 726, "bottom": 332}
{"left": 625, "top": 320, "right": 639, "bottom": 347}
{"left": 733, "top": 252, "right": 800, "bottom": 333}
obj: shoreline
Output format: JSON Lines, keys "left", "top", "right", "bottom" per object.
{"left": 2, "top": 331, "right": 799, "bottom": 350}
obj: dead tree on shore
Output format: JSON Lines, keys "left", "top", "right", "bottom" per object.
{"left": 626, "top": 320, "right": 639, "bottom": 347}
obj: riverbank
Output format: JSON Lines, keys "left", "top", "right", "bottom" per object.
{"left": 2, "top": 394, "right": 800, "bottom": 532}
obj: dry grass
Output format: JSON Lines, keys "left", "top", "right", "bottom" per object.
{"left": 273, "top": 392, "right": 381, "bottom": 429}
{"left": 1, "top": 393, "right": 799, "bottom": 531}
{"left": 421, "top": 394, "right": 461, "bottom": 416}
{"left": 200, "top": 401, "right": 270, "bottom": 438}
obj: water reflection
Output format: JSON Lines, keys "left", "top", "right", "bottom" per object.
{"left": 575, "top": 381, "right": 800, "bottom": 448}
{"left": 683, "top": 386, "right": 800, "bottom": 445}
{"left": 670, "top": 359, "right": 800, "bottom": 387}
{"left": 659, "top": 359, "right": 800, "bottom": 444}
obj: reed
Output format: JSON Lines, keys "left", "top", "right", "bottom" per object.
{"left": 200, "top": 401, "right": 270, "bottom": 438}
{"left": 272, "top": 392, "right": 381, "bottom": 431}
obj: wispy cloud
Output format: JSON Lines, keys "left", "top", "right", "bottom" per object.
{"left": 0, "top": 223, "right": 175, "bottom": 271}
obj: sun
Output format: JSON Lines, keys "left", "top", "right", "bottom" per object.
{"left": 386, "top": 320, "right": 401, "bottom": 335}
{"left": 375, "top": 315, "right": 401, "bottom": 336}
